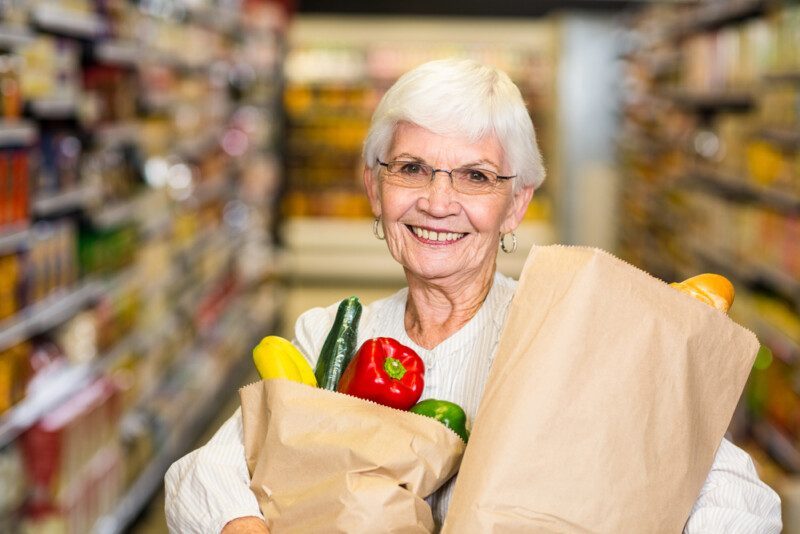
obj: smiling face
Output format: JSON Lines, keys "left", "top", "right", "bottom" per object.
{"left": 364, "top": 122, "right": 534, "bottom": 285}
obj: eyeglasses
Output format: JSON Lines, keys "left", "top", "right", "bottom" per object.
{"left": 377, "top": 159, "right": 516, "bottom": 196}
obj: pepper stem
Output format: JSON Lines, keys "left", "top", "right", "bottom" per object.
{"left": 384, "top": 357, "right": 407, "bottom": 380}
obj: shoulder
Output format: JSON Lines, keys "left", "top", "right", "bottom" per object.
{"left": 492, "top": 272, "right": 518, "bottom": 304}
{"left": 293, "top": 288, "right": 407, "bottom": 363}
{"left": 494, "top": 271, "right": 518, "bottom": 291}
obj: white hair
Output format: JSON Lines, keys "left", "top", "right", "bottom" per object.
{"left": 362, "top": 58, "right": 545, "bottom": 191}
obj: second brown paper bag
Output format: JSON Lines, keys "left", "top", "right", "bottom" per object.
{"left": 443, "top": 245, "right": 760, "bottom": 533}
{"left": 240, "top": 378, "right": 465, "bottom": 533}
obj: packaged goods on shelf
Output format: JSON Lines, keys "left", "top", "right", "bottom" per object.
{"left": 620, "top": 0, "right": 800, "bottom": 507}
{"left": 281, "top": 24, "right": 557, "bottom": 222}
{"left": 20, "top": 377, "right": 123, "bottom": 533}
{"left": 0, "top": 342, "right": 30, "bottom": 414}
{"left": 0, "top": 147, "right": 30, "bottom": 232}
{"left": 0, "top": 220, "right": 80, "bottom": 312}
{"left": 0, "top": 1, "right": 289, "bottom": 530}
{"left": 0, "top": 442, "right": 26, "bottom": 531}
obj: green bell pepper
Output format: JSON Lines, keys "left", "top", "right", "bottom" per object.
{"left": 410, "top": 399, "right": 470, "bottom": 443}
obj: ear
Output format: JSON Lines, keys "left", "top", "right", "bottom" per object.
{"left": 500, "top": 184, "right": 535, "bottom": 234}
{"left": 363, "top": 164, "right": 382, "bottom": 218}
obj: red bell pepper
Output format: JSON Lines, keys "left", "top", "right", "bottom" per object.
{"left": 337, "top": 337, "right": 424, "bottom": 410}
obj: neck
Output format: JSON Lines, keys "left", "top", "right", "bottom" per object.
{"left": 404, "top": 262, "right": 496, "bottom": 350}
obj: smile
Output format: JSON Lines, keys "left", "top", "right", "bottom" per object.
{"left": 406, "top": 225, "right": 467, "bottom": 244}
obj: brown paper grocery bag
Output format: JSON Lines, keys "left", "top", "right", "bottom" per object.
{"left": 443, "top": 245, "right": 760, "bottom": 533}
{"left": 240, "top": 378, "right": 465, "bottom": 533}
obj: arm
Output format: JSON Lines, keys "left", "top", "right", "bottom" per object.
{"left": 221, "top": 517, "right": 270, "bottom": 534}
{"left": 164, "top": 408, "right": 265, "bottom": 533}
{"left": 684, "top": 438, "right": 782, "bottom": 534}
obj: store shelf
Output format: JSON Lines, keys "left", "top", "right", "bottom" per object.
{"left": 746, "top": 314, "right": 800, "bottom": 366}
{"left": 0, "top": 282, "right": 103, "bottom": 353}
{"left": 0, "top": 327, "right": 142, "bottom": 449}
{"left": 0, "top": 364, "right": 93, "bottom": 449}
{"left": 32, "top": 185, "right": 98, "bottom": 216}
{"left": 93, "top": 40, "right": 141, "bottom": 67}
{"left": 93, "top": 122, "right": 140, "bottom": 148}
{"left": 32, "top": 4, "right": 107, "bottom": 39}
{"left": 661, "top": 88, "right": 756, "bottom": 112}
{"left": 0, "top": 225, "right": 29, "bottom": 254}
{"left": 92, "top": 346, "right": 256, "bottom": 534}
{"left": 752, "top": 420, "right": 800, "bottom": 474}
{"left": 28, "top": 96, "right": 80, "bottom": 119}
{"left": 764, "top": 71, "right": 800, "bottom": 84}
{"left": 687, "top": 167, "right": 800, "bottom": 214}
{"left": 91, "top": 193, "right": 145, "bottom": 229}
{"left": 757, "top": 127, "right": 800, "bottom": 150}
{"left": 0, "top": 24, "right": 35, "bottom": 49}
{"left": 0, "top": 120, "right": 37, "bottom": 146}
{"left": 175, "top": 129, "right": 222, "bottom": 161}
{"left": 191, "top": 179, "right": 230, "bottom": 206}
{"left": 667, "top": 0, "right": 769, "bottom": 39}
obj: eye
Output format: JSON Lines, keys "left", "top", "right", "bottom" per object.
{"left": 399, "top": 162, "right": 427, "bottom": 176}
{"left": 463, "top": 169, "right": 491, "bottom": 182}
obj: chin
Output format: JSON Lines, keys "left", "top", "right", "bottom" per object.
{"left": 402, "top": 258, "right": 472, "bottom": 282}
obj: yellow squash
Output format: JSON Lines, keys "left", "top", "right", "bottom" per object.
{"left": 252, "top": 335, "right": 317, "bottom": 386}
{"left": 670, "top": 273, "right": 735, "bottom": 314}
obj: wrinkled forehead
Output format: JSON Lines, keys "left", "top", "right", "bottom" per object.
{"left": 388, "top": 122, "right": 507, "bottom": 170}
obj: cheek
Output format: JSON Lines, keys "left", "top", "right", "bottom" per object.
{"left": 379, "top": 186, "right": 416, "bottom": 221}
{"left": 467, "top": 199, "right": 512, "bottom": 234}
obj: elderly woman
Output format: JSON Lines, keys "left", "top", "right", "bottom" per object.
{"left": 165, "top": 59, "right": 781, "bottom": 533}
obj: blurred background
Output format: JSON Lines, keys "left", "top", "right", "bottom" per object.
{"left": 0, "top": 0, "right": 798, "bottom": 532}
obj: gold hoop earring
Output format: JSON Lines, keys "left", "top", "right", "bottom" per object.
{"left": 373, "top": 217, "right": 385, "bottom": 240}
{"left": 500, "top": 232, "right": 517, "bottom": 254}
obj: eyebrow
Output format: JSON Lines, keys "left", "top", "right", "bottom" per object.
{"left": 391, "top": 153, "right": 501, "bottom": 170}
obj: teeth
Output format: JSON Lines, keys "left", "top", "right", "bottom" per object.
{"left": 411, "top": 226, "right": 464, "bottom": 242}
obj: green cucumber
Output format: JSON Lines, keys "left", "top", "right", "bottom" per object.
{"left": 315, "top": 296, "right": 362, "bottom": 390}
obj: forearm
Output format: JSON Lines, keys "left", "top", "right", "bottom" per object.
{"left": 221, "top": 516, "right": 270, "bottom": 534}
{"left": 684, "top": 438, "right": 782, "bottom": 533}
{"left": 165, "top": 408, "right": 264, "bottom": 533}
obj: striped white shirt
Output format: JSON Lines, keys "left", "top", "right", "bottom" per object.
{"left": 165, "top": 272, "right": 782, "bottom": 533}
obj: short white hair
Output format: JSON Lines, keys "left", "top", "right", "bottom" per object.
{"left": 363, "top": 58, "right": 545, "bottom": 190}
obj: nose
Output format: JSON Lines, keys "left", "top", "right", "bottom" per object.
{"left": 416, "top": 170, "right": 460, "bottom": 217}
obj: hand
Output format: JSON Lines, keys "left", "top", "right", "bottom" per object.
{"left": 220, "top": 516, "right": 270, "bottom": 534}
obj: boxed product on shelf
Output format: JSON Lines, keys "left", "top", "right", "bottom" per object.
{"left": 0, "top": 147, "right": 30, "bottom": 232}
{"left": 36, "top": 129, "right": 82, "bottom": 196}
{"left": 0, "top": 54, "right": 23, "bottom": 119}
{"left": 22, "top": 379, "right": 122, "bottom": 532}
{"left": 20, "top": 376, "right": 120, "bottom": 506}
{"left": 28, "top": 220, "right": 79, "bottom": 302}
{"left": 0, "top": 220, "right": 80, "bottom": 312}
{"left": 82, "top": 64, "right": 137, "bottom": 125}
{"left": 0, "top": 342, "right": 30, "bottom": 414}
{"left": 19, "top": 36, "right": 80, "bottom": 104}
{"left": 0, "top": 441, "right": 27, "bottom": 532}
{"left": 77, "top": 223, "right": 136, "bottom": 276}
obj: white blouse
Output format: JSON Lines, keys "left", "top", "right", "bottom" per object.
{"left": 165, "top": 272, "right": 782, "bottom": 533}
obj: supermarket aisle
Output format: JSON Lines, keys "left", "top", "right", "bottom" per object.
{"left": 2, "top": 0, "right": 800, "bottom": 531}
{"left": 130, "top": 367, "right": 260, "bottom": 534}
{"left": 0, "top": 1, "right": 290, "bottom": 532}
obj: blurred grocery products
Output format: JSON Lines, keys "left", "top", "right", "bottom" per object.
{"left": 281, "top": 18, "right": 557, "bottom": 223}
{"left": 0, "top": 0, "right": 289, "bottom": 532}
{"left": 619, "top": 0, "right": 800, "bottom": 520}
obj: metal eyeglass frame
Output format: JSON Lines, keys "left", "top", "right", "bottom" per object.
{"left": 376, "top": 159, "right": 516, "bottom": 191}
